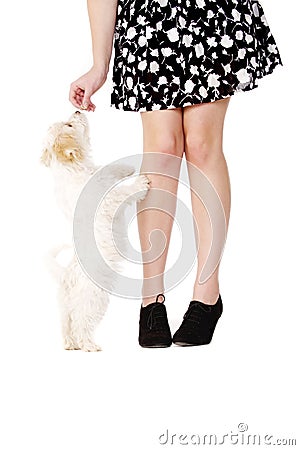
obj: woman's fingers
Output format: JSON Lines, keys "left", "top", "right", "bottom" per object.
{"left": 69, "top": 68, "right": 105, "bottom": 111}
{"left": 75, "top": 91, "right": 83, "bottom": 102}
{"left": 71, "top": 84, "right": 90, "bottom": 109}
{"left": 69, "top": 84, "right": 82, "bottom": 108}
{"left": 70, "top": 82, "right": 87, "bottom": 107}
{"left": 70, "top": 94, "right": 81, "bottom": 108}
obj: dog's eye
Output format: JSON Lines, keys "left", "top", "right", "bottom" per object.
{"left": 66, "top": 123, "right": 73, "bottom": 127}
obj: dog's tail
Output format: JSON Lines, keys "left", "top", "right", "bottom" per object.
{"left": 44, "top": 244, "right": 71, "bottom": 282}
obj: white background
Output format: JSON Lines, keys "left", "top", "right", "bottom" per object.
{"left": 0, "top": 1, "right": 298, "bottom": 449}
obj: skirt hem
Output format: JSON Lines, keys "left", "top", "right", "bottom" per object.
{"left": 109, "top": 60, "right": 284, "bottom": 112}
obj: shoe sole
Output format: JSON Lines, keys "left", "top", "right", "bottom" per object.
{"left": 139, "top": 343, "right": 172, "bottom": 348}
{"left": 172, "top": 340, "right": 212, "bottom": 347}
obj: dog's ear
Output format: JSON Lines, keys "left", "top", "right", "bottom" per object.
{"left": 40, "top": 148, "right": 52, "bottom": 167}
{"left": 53, "top": 133, "right": 84, "bottom": 164}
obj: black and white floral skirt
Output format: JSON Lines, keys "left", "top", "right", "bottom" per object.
{"left": 110, "top": 0, "right": 283, "bottom": 112}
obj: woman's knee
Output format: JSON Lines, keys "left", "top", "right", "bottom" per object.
{"left": 183, "top": 98, "right": 230, "bottom": 166}
{"left": 141, "top": 109, "right": 185, "bottom": 160}
{"left": 142, "top": 129, "right": 185, "bottom": 175}
{"left": 184, "top": 129, "right": 223, "bottom": 166}
{"left": 140, "top": 134, "right": 184, "bottom": 183}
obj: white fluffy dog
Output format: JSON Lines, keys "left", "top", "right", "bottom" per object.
{"left": 41, "top": 111, "right": 150, "bottom": 351}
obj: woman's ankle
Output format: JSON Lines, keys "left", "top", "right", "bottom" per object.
{"left": 142, "top": 293, "right": 165, "bottom": 307}
{"left": 192, "top": 284, "right": 220, "bottom": 305}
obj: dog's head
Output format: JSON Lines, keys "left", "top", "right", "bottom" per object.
{"left": 41, "top": 111, "right": 91, "bottom": 168}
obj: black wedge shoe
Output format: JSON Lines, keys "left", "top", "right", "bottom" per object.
{"left": 172, "top": 294, "right": 223, "bottom": 346}
{"left": 138, "top": 293, "right": 172, "bottom": 348}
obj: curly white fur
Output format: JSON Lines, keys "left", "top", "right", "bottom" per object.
{"left": 41, "top": 111, "right": 150, "bottom": 351}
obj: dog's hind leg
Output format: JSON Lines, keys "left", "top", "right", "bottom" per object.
{"left": 59, "top": 289, "right": 80, "bottom": 350}
{"left": 72, "top": 318, "right": 102, "bottom": 352}
{"left": 62, "top": 311, "right": 80, "bottom": 350}
{"left": 70, "top": 312, "right": 102, "bottom": 352}
{"left": 71, "top": 289, "right": 109, "bottom": 352}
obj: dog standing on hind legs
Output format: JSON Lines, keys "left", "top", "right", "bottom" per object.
{"left": 41, "top": 111, "right": 150, "bottom": 351}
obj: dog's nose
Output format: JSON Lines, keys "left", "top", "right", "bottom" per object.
{"left": 75, "top": 110, "right": 81, "bottom": 114}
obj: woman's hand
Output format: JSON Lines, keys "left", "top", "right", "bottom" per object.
{"left": 69, "top": 65, "right": 108, "bottom": 112}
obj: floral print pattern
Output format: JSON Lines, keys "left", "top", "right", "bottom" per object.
{"left": 110, "top": 0, "right": 283, "bottom": 112}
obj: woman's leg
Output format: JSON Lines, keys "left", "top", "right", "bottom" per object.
{"left": 138, "top": 108, "right": 185, "bottom": 306}
{"left": 183, "top": 97, "right": 231, "bottom": 305}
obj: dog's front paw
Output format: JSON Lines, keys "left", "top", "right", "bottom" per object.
{"left": 134, "top": 174, "right": 151, "bottom": 202}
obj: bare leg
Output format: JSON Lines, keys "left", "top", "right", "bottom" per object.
{"left": 138, "top": 108, "right": 185, "bottom": 306}
{"left": 183, "top": 98, "right": 231, "bottom": 305}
